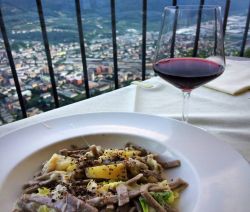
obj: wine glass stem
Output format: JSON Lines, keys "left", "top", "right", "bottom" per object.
{"left": 182, "top": 90, "right": 191, "bottom": 122}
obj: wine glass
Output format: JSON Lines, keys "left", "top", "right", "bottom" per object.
{"left": 153, "top": 5, "right": 225, "bottom": 122}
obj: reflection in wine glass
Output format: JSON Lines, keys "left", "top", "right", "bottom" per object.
{"left": 153, "top": 5, "right": 225, "bottom": 122}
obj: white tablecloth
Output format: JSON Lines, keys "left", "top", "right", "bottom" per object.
{"left": 0, "top": 59, "right": 250, "bottom": 162}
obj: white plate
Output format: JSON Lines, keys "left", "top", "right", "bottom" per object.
{"left": 0, "top": 112, "right": 249, "bottom": 212}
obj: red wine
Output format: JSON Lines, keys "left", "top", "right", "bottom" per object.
{"left": 153, "top": 58, "right": 224, "bottom": 90}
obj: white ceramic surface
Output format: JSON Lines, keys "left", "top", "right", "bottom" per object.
{"left": 0, "top": 112, "right": 249, "bottom": 212}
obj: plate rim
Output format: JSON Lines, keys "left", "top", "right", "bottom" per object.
{"left": 0, "top": 112, "right": 250, "bottom": 212}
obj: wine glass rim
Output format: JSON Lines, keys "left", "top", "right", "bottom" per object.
{"left": 164, "top": 5, "right": 221, "bottom": 11}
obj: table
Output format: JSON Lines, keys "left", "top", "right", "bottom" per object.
{"left": 0, "top": 57, "right": 250, "bottom": 162}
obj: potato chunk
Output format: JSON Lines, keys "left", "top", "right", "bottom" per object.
{"left": 100, "top": 149, "right": 140, "bottom": 160}
{"left": 85, "top": 163, "right": 127, "bottom": 180}
{"left": 42, "top": 153, "right": 76, "bottom": 173}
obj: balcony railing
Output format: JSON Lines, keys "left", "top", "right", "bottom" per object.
{"left": 0, "top": 0, "right": 250, "bottom": 122}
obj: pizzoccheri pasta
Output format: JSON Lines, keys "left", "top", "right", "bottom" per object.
{"left": 14, "top": 143, "right": 188, "bottom": 212}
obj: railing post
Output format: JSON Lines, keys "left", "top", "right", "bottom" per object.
{"left": 142, "top": 0, "right": 147, "bottom": 80}
{"left": 214, "top": 8, "right": 218, "bottom": 55}
{"left": 169, "top": 1, "right": 178, "bottom": 58}
{"left": 75, "top": 0, "right": 90, "bottom": 98}
{"left": 172, "top": 0, "right": 177, "bottom": 6}
{"left": 193, "top": 0, "right": 205, "bottom": 57}
{"left": 240, "top": 0, "right": 250, "bottom": 57}
{"left": 36, "top": 0, "right": 59, "bottom": 108}
{"left": 0, "top": 8, "right": 27, "bottom": 118}
{"left": 110, "top": 0, "right": 119, "bottom": 89}
{"left": 223, "top": 0, "right": 231, "bottom": 36}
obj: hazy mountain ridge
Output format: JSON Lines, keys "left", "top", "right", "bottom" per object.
{"left": 1, "top": 0, "right": 249, "bottom": 44}
{"left": 2, "top": 0, "right": 249, "bottom": 16}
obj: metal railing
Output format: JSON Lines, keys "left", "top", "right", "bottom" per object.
{"left": 0, "top": 0, "right": 250, "bottom": 120}
{"left": 36, "top": 0, "right": 59, "bottom": 108}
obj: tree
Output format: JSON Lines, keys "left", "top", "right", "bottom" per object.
{"left": 244, "top": 48, "right": 250, "bottom": 58}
